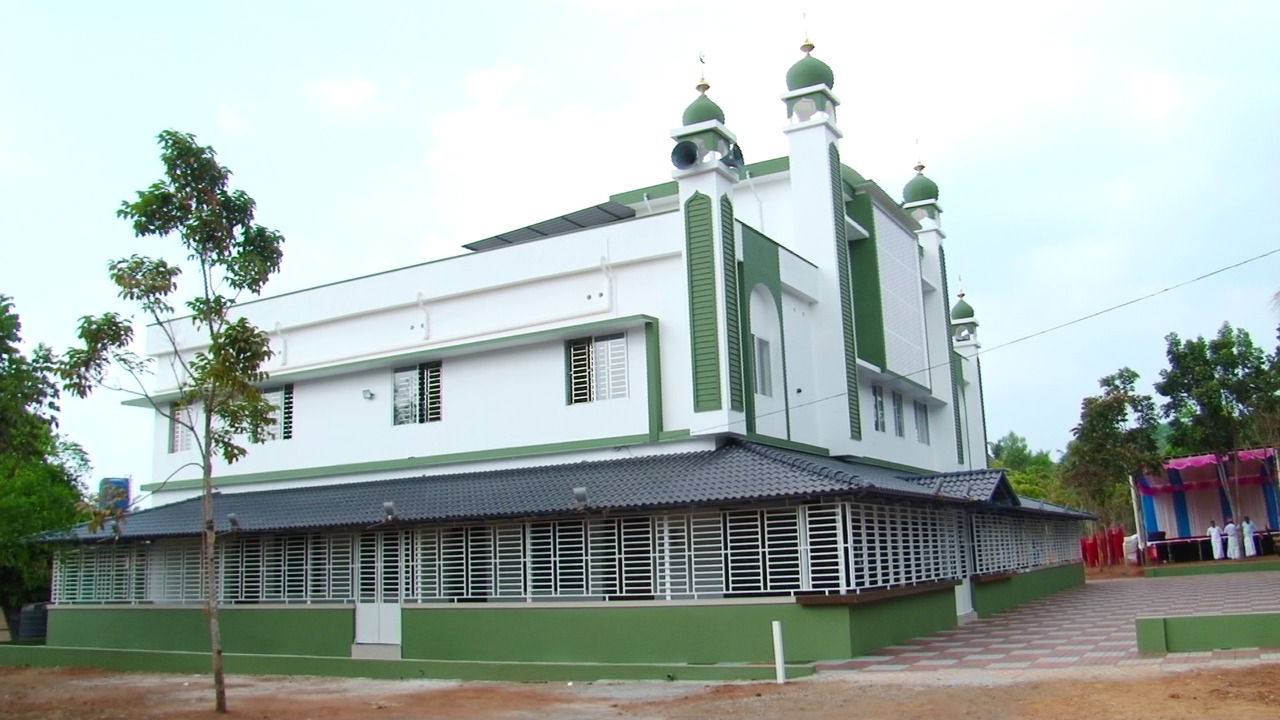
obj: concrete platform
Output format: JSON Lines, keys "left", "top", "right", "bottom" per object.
{"left": 817, "top": 570, "right": 1280, "bottom": 672}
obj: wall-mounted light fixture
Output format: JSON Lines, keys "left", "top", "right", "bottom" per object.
{"left": 573, "top": 486, "right": 589, "bottom": 509}
{"left": 362, "top": 389, "right": 375, "bottom": 400}
{"left": 382, "top": 501, "right": 397, "bottom": 521}
{"left": 227, "top": 513, "right": 241, "bottom": 530}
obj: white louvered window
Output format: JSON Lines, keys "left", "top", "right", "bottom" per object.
{"left": 167, "top": 403, "right": 195, "bottom": 454}
{"left": 567, "top": 333, "right": 627, "bottom": 404}
{"left": 393, "top": 362, "right": 442, "bottom": 425}
{"left": 753, "top": 336, "right": 773, "bottom": 397}
{"left": 258, "top": 385, "right": 294, "bottom": 442}
{"left": 914, "top": 401, "right": 930, "bottom": 445}
{"left": 872, "top": 385, "right": 886, "bottom": 433}
{"left": 892, "top": 392, "right": 905, "bottom": 437}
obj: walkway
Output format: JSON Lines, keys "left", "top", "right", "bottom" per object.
{"left": 816, "top": 570, "right": 1280, "bottom": 672}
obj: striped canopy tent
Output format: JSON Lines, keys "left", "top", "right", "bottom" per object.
{"left": 1133, "top": 448, "right": 1280, "bottom": 539}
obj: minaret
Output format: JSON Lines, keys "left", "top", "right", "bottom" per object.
{"left": 671, "top": 72, "right": 747, "bottom": 426}
{"left": 902, "top": 163, "right": 959, "bottom": 465}
{"left": 950, "top": 290, "right": 988, "bottom": 469}
{"left": 781, "top": 40, "right": 862, "bottom": 446}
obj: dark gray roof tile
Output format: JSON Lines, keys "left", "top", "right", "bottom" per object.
{"left": 68, "top": 440, "right": 1089, "bottom": 540}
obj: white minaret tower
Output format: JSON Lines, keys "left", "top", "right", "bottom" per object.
{"left": 950, "top": 290, "right": 988, "bottom": 469}
{"left": 903, "top": 163, "right": 963, "bottom": 469}
{"left": 671, "top": 71, "right": 747, "bottom": 430}
{"left": 781, "top": 40, "right": 863, "bottom": 449}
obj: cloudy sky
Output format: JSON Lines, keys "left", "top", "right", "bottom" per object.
{"left": 2, "top": 0, "right": 1278, "bottom": 485}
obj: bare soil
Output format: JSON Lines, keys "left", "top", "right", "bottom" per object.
{"left": 3, "top": 662, "right": 1279, "bottom": 720}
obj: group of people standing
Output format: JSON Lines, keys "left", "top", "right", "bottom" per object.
{"left": 1207, "top": 516, "right": 1259, "bottom": 560}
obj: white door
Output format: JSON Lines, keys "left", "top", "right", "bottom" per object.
{"left": 355, "top": 531, "right": 406, "bottom": 645}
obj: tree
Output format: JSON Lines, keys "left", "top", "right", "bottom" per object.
{"left": 60, "top": 131, "right": 284, "bottom": 713}
{"left": 988, "top": 431, "right": 1074, "bottom": 508}
{"left": 0, "top": 296, "right": 87, "bottom": 628}
{"left": 1061, "top": 368, "right": 1161, "bottom": 526}
{"left": 1154, "top": 322, "right": 1279, "bottom": 516}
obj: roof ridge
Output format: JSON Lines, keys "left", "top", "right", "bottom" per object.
{"left": 735, "top": 440, "right": 862, "bottom": 487}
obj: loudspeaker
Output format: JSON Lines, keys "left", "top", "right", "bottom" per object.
{"left": 724, "top": 143, "right": 745, "bottom": 169}
{"left": 671, "top": 141, "right": 699, "bottom": 169}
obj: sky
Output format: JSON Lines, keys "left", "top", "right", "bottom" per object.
{"left": 2, "top": 0, "right": 1279, "bottom": 486}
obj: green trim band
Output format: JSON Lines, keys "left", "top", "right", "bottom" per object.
{"left": 742, "top": 433, "right": 829, "bottom": 456}
{"left": 843, "top": 454, "right": 933, "bottom": 475}
{"left": 142, "top": 430, "right": 693, "bottom": 492}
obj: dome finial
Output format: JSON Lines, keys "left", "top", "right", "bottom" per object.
{"left": 682, "top": 52, "right": 725, "bottom": 126}
{"left": 951, "top": 283, "right": 975, "bottom": 322}
{"left": 800, "top": 13, "right": 814, "bottom": 53}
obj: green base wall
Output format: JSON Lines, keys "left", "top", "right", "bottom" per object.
{"left": 401, "top": 589, "right": 957, "bottom": 665}
{"left": 1136, "top": 612, "right": 1280, "bottom": 654}
{"left": 971, "top": 563, "right": 1085, "bottom": 618}
{"left": 36, "top": 587, "right": 960, "bottom": 678}
{"left": 48, "top": 607, "right": 353, "bottom": 657}
{"left": 1144, "top": 557, "right": 1280, "bottom": 578}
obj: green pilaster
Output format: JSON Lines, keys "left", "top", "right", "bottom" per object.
{"left": 846, "top": 193, "right": 886, "bottom": 369}
{"left": 830, "top": 144, "right": 861, "bottom": 439}
{"left": 685, "top": 192, "right": 722, "bottom": 412}
{"left": 645, "top": 321, "right": 664, "bottom": 441}
{"left": 940, "top": 247, "right": 964, "bottom": 464}
{"left": 721, "top": 195, "right": 744, "bottom": 412}
{"left": 740, "top": 225, "right": 789, "bottom": 439}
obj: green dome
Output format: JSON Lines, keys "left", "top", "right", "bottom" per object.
{"left": 903, "top": 165, "right": 939, "bottom": 203}
{"left": 682, "top": 91, "right": 725, "bottom": 126}
{"left": 786, "top": 44, "right": 835, "bottom": 91}
{"left": 951, "top": 296, "right": 974, "bottom": 320}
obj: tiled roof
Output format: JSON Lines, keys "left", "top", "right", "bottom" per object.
{"left": 66, "top": 440, "right": 1088, "bottom": 540}
{"left": 899, "top": 468, "right": 1013, "bottom": 502}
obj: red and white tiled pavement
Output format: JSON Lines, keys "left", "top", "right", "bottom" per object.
{"left": 815, "top": 570, "right": 1280, "bottom": 672}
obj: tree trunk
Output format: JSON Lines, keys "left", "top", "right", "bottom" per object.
{"left": 201, "top": 426, "right": 227, "bottom": 713}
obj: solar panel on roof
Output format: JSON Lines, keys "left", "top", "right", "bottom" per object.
{"left": 462, "top": 201, "right": 637, "bottom": 252}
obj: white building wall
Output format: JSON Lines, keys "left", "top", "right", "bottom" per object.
{"left": 872, "top": 205, "right": 929, "bottom": 387}
{"left": 140, "top": 149, "right": 986, "bottom": 501}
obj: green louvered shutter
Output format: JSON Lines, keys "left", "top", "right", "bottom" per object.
{"left": 685, "top": 192, "right": 722, "bottom": 411}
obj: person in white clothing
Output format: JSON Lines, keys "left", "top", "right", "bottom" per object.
{"left": 1242, "top": 516, "right": 1258, "bottom": 557}
{"left": 1208, "top": 520, "right": 1224, "bottom": 560}
{"left": 1224, "top": 517, "right": 1242, "bottom": 560}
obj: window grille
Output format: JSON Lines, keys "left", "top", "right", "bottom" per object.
{"left": 567, "top": 333, "right": 627, "bottom": 404}
{"left": 52, "top": 504, "right": 1082, "bottom": 606}
{"left": 872, "top": 386, "right": 886, "bottom": 432}
{"left": 258, "top": 385, "right": 294, "bottom": 441}
{"left": 393, "top": 362, "right": 442, "bottom": 425}
{"left": 892, "top": 392, "right": 905, "bottom": 437}
{"left": 914, "top": 401, "right": 930, "bottom": 445}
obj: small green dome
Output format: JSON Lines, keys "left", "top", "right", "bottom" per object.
{"left": 951, "top": 295, "right": 974, "bottom": 320}
{"left": 903, "top": 163, "right": 939, "bottom": 203}
{"left": 682, "top": 85, "right": 725, "bottom": 126}
{"left": 786, "top": 42, "right": 835, "bottom": 91}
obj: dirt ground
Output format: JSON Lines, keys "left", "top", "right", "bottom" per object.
{"left": 7, "top": 565, "right": 1268, "bottom": 720}
{"left": 3, "top": 661, "right": 1278, "bottom": 720}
